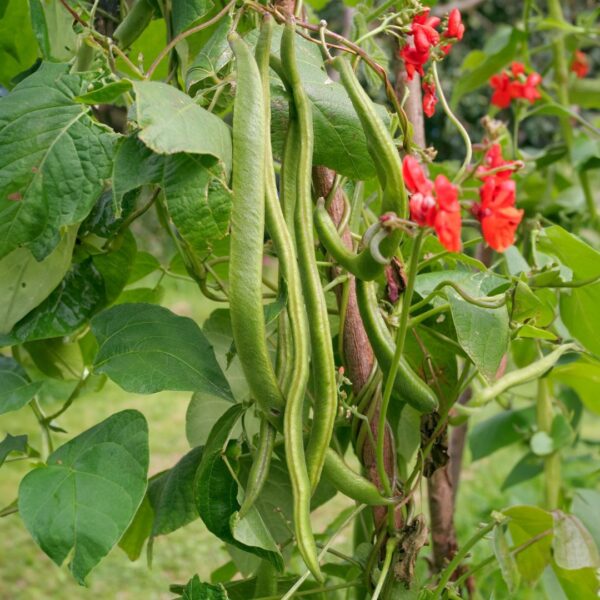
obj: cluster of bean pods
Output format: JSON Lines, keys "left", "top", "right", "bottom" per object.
{"left": 228, "top": 18, "right": 438, "bottom": 580}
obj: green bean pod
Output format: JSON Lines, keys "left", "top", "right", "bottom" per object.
{"left": 258, "top": 19, "right": 322, "bottom": 583}
{"left": 333, "top": 56, "right": 407, "bottom": 266}
{"left": 281, "top": 22, "right": 338, "bottom": 495}
{"left": 229, "top": 33, "right": 285, "bottom": 428}
{"left": 281, "top": 120, "right": 300, "bottom": 236}
{"left": 323, "top": 448, "right": 396, "bottom": 506}
{"left": 238, "top": 418, "right": 276, "bottom": 520}
{"left": 314, "top": 198, "right": 385, "bottom": 280}
{"left": 113, "top": 0, "right": 155, "bottom": 48}
{"left": 356, "top": 279, "right": 438, "bottom": 413}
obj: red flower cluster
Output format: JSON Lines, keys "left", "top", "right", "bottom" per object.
{"left": 489, "top": 62, "right": 542, "bottom": 109}
{"left": 422, "top": 80, "right": 438, "bottom": 117}
{"left": 472, "top": 144, "right": 524, "bottom": 252}
{"left": 571, "top": 50, "right": 590, "bottom": 79}
{"left": 400, "top": 8, "right": 465, "bottom": 81}
{"left": 403, "top": 156, "right": 462, "bottom": 252}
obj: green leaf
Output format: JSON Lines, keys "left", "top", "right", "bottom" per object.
{"left": 176, "top": 574, "right": 229, "bottom": 600}
{"left": 469, "top": 406, "right": 535, "bottom": 461}
{"left": 76, "top": 80, "right": 133, "bottom": 104}
{"left": 549, "top": 561, "right": 600, "bottom": 599}
{"left": 186, "top": 14, "right": 232, "bottom": 93}
{"left": 0, "top": 357, "right": 42, "bottom": 415}
{"left": 0, "top": 0, "right": 38, "bottom": 88}
{"left": 415, "top": 271, "right": 510, "bottom": 382}
{"left": 18, "top": 409, "right": 149, "bottom": 584}
{"left": 148, "top": 446, "right": 204, "bottom": 537}
{"left": 186, "top": 393, "right": 237, "bottom": 447}
{"left": 504, "top": 505, "right": 553, "bottom": 584}
{"left": 29, "top": 0, "right": 77, "bottom": 61}
{"left": 537, "top": 226, "right": 600, "bottom": 355}
{"left": 112, "top": 137, "right": 232, "bottom": 256}
{"left": 502, "top": 452, "right": 543, "bottom": 491}
{"left": 452, "top": 26, "right": 525, "bottom": 105}
{"left": 0, "top": 433, "right": 28, "bottom": 467}
{"left": 569, "top": 77, "right": 600, "bottom": 109}
{"left": 8, "top": 257, "right": 106, "bottom": 343}
{"left": 92, "top": 303, "right": 233, "bottom": 399}
{"left": 0, "top": 226, "right": 75, "bottom": 335}
{"left": 552, "top": 512, "right": 600, "bottom": 570}
{"left": 25, "top": 337, "right": 84, "bottom": 380}
{"left": 551, "top": 358, "right": 600, "bottom": 415}
{"left": 132, "top": 81, "right": 232, "bottom": 173}
{"left": 118, "top": 493, "right": 153, "bottom": 561}
{"left": 195, "top": 405, "right": 283, "bottom": 571}
{"left": 128, "top": 251, "right": 162, "bottom": 284}
{"left": 0, "top": 63, "right": 117, "bottom": 259}
{"left": 571, "top": 489, "right": 600, "bottom": 550}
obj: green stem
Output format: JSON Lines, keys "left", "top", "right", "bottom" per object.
{"left": 43, "top": 375, "right": 89, "bottom": 423}
{"left": 30, "top": 399, "right": 53, "bottom": 460}
{"left": 431, "top": 520, "right": 499, "bottom": 600}
{"left": 367, "top": 0, "right": 400, "bottom": 22}
{"left": 372, "top": 538, "right": 398, "bottom": 600}
{"left": 537, "top": 378, "right": 560, "bottom": 508}
{"left": 408, "top": 303, "right": 450, "bottom": 328}
{"left": 258, "top": 580, "right": 362, "bottom": 600}
{"left": 376, "top": 230, "right": 423, "bottom": 498}
{"left": 432, "top": 62, "right": 472, "bottom": 184}
{"left": 579, "top": 169, "right": 598, "bottom": 226}
{"left": 410, "top": 280, "right": 507, "bottom": 313}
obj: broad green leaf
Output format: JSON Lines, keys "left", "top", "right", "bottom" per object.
{"left": 25, "top": 337, "right": 84, "bottom": 380}
{"left": 0, "top": 63, "right": 116, "bottom": 259}
{"left": 537, "top": 226, "right": 600, "bottom": 355}
{"left": 7, "top": 258, "right": 106, "bottom": 343}
{"left": 92, "top": 303, "right": 233, "bottom": 400}
{"left": 0, "top": 0, "right": 38, "bottom": 88}
{"left": 118, "top": 493, "right": 154, "bottom": 561}
{"left": 195, "top": 405, "right": 282, "bottom": 570}
{"left": 452, "top": 27, "right": 525, "bottom": 105}
{"left": 516, "top": 324, "right": 557, "bottom": 341}
{"left": 415, "top": 272, "right": 509, "bottom": 382}
{"left": 186, "top": 15, "right": 232, "bottom": 93}
{"left": 0, "top": 433, "right": 28, "bottom": 466}
{"left": 112, "top": 137, "right": 232, "bottom": 256}
{"left": 553, "top": 512, "right": 600, "bottom": 570}
{"left": 148, "top": 446, "right": 203, "bottom": 537}
{"left": 551, "top": 358, "right": 600, "bottom": 415}
{"left": 550, "top": 561, "right": 600, "bottom": 599}
{"left": 76, "top": 80, "right": 133, "bottom": 104}
{"left": 469, "top": 406, "right": 535, "bottom": 461}
{"left": 186, "top": 393, "right": 237, "bottom": 447}
{"left": 0, "top": 226, "right": 75, "bottom": 335}
{"left": 128, "top": 251, "right": 162, "bottom": 284}
{"left": 18, "top": 410, "right": 149, "bottom": 583}
{"left": 505, "top": 505, "right": 553, "bottom": 584}
{"left": 502, "top": 452, "right": 543, "bottom": 491}
{"left": 132, "top": 81, "right": 232, "bottom": 173}
{"left": 29, "top": 0, "right": 77, "bottom": 61}
{"left": 0, "top": 357, "right": 42, "bottom": 414}
{"left": 572, "top": 489, "right": 600, "bottom": 550}
{"left": 116, "top": 286, "right": 165, "bottom": 305}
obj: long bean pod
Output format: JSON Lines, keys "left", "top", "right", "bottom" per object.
{"left": 323, "top": 448, "right": 396, "bottom": 506}
{"left": 356, "top": 279, "right": 438, "bottom": 413}
{"left": 238, "top": 418, "right": 276, "bottom": 520}
{"left": 281, "top": 22, "right": 338, "bottom": 497}
{"left": 259, "top": 20, "right": 322, "bottom": 582}
{"left": 229, "top": 33, "right": 285, "bottom": 428}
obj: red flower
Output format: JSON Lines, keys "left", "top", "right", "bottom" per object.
{"left": 422, "top": 80, "right": 438, "bottom": 117}
{"left": 412, "top": 9, "right": 441, "bottom": 53}
{"left": 477, "top": 143, "right": 518, "bottom": 181}
{"left": 489, "top": 65, "right": 542, "bottom": 108}
{"left": 403, "top": 157, "right": 462, "bottom": 252}
{"left": 403, "top": 155, "right": 433, "bottom": 195}
{"left": 571, "top": 50, "right": 589, "bottom": 79}
{"left": 473, "top": 178, "right": 523, "bottom": 252}
{"left": 444, "top": 8, "right": 465, "bottom": 41}
{"left": 490, "top": 72, "right": 514, "bottom": 109}
{"left": 401, "top": 44, "right": 429, "bottom": 80}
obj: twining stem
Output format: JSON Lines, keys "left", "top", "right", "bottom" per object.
{"left": 537, "top": 378, "right": 560, "bottom": 508}
{"left": 376, "top": 229, "right": 424, "bottom": 499}
{"left": 432, "top": 62, "right": 472, "bottom": 183}
{"left": 30, "top": 399, "right": 53, "bottom": 460}
{"left": 431, "top": 519, "right": 499, "bottom": 599}
{"left": 257, "top": 580, "right": 362, "bottom": 600}
{"left": 408, "top": 303, "right": 450, "bottom": 328}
